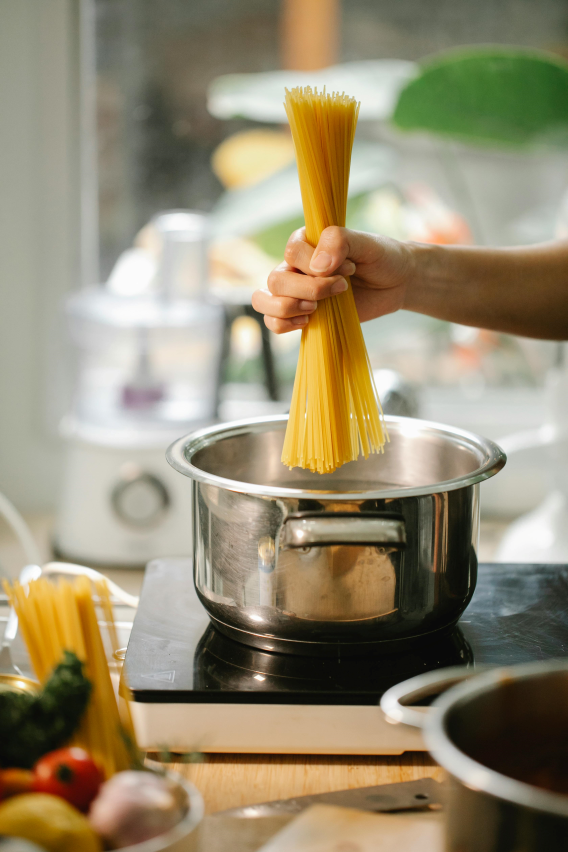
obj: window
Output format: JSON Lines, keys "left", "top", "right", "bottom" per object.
{"left": 94, "top": 0, "right": 568, "bottom": 520}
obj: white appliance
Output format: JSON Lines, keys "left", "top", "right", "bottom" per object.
{"left": 496, "top": 344, "right": 568, "bottom": 563}
{"left": 55, "top": 211, "right": 224, "bottom": 567}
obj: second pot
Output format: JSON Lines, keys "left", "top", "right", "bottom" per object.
{"left": 381, "top": 660, "right": 568, "bottom": 852}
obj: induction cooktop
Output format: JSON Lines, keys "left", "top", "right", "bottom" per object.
{"left": 124, "top": 558, "right": 568, "bottom": 755}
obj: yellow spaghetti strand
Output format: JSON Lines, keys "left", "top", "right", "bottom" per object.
{"left": 4, "top": 575, "right": 138, "bottom": 778}
{"left": 94, "top": 579, "right": 137, "bottom": 752}
{"left": 281, "top": 87, "right": 388, "bottom": 474}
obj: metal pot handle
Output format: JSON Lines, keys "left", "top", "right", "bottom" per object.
{"left": 281, "top": 513, "right": 406, "bottom": 549}
{"left": 380, "top": 666, "right": 485, "bottom": 728}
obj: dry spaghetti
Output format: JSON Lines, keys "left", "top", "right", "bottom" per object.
{"left": 4, "top": 575, "right": 137, "bottom": 778}
{"left": 281, "top": 86, "right": 388, "bottom": 474}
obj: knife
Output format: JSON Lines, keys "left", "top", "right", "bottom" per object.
{"left": 217, "top": 777, "right": 443, "bottom": 818}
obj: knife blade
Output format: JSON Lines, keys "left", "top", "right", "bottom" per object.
{"left": 217, "top": 777, "right": 443, "bottom": 818}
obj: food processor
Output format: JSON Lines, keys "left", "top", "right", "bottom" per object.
{"left": 55, "top": 211, "right": 224, "bottom": 567}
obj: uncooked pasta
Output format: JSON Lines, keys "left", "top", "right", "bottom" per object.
{"left": 281, "top": 86, "right": 387, "bottom": 474}
{"left": 5, "top": 576, "right": 136, "bottom": 778}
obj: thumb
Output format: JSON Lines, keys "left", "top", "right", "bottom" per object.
{"left": 309, "top": 226, "right": 372, "bottom": 275}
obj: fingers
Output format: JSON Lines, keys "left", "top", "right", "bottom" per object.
{"left": 254, "top": 225, "right": 387, "bottom": 335}
{"left": 266, "top": 263, "right": 348, "bottom": 301}
{"left": 337, "top": 259, "right": 358, "bottom": 278}
{"left": 258, "top": 278, "right": 402, "bottom": 334}
{"left": 252, "top": 286, "right": 317, "bottom": 320}
{"left": 284, "top": 226, "right": 366, "bottom": 277}
{"left": 252, "top": 285, "right": 315, "bottom": 335}
{"left": 284, "top": 229, "right": 316, "bottom": 274}
{"left": 254, "top": 240, "right": 354, "bottom": 335}
{"left": 264, "top": 315, "right": 309, "bottom": 334}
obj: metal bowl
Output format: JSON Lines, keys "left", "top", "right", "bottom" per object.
{"left": 0, "top": 674, "right": 39, "bottom": 695}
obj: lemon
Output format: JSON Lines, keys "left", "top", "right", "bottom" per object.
{"left": 0, "top": 794, "right": 101, "bottom": 852}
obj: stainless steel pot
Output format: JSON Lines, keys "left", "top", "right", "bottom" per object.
{"left": 166, "top": 415, "right": 505, "bottom": 654}
{"left": 381, "top": 661, "right": 568, "bottom": 851}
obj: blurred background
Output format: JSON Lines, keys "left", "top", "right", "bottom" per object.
{"left": 2, "top": 0, "right": 568, "bottom": 572}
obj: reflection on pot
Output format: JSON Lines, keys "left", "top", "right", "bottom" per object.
{"left": 274, "top": 545, "right": 397, "bottom": 622}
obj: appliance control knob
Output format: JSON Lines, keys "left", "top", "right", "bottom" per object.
{"left": 111, "top": 468, "right": 170, "bottom": 528}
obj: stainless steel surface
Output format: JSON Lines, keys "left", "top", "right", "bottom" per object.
{"left": 167, "top": 414, "right": 505, "bottom": 500}
{"left": 167, "top": 415, "right": 505, "bottom": 653}
{"left": 281, "top": 514, "right": 406, "bottom": 549}
{"left": 425, "top": 661, "right": 568, "bottom": 822}
{"left": 218, "top": 778, "right": 443, "bottom": 818}
{"left": 380, "top": 661, "right": 568, "bottom": 850}
{"left": 0, "top": 673, "right": 39, "bottom": 695}
{"left": 380, "top": 666, "right": 484, "bottom": 729}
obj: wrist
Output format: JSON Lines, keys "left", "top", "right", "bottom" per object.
{"left": 401, "top": 241, "right": 445, "bottom": 314}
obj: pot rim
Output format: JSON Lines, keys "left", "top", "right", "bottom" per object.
{"left": 166, "top": 414, "right": 506, "bottom": 500}
{"left": 424, "top": 659, "right": 568, "bottom": 819}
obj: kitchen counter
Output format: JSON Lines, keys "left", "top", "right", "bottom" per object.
{"left": 163, "top": 752, "right": 443, "bottom": 815}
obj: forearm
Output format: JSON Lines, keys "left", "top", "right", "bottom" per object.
{"left": 403, "top": 241, "right": 568, "bottom": 340}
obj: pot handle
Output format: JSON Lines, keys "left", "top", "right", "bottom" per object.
{"left": 281, "top": 513, "right": 406, "bottom": 549}
{"left": 380, "top": 666, "right": 486, "bottom": 728}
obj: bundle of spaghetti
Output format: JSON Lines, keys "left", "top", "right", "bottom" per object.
{"left": 281, "top": 87, "right": 388, "bottom": 474}
{"left": 4, "top": 575, "right": 137, "bottom": 778}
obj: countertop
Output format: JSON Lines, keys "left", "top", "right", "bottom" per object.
{"left": 164, "top": 752, "right": 443, "bottom": 815}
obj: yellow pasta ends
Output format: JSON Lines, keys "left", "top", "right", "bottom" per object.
{"left": 4, "top": 576, "right": 137, "bottom": 778}
{"left": 281, "top": 86, "right": 388, "bottom": 474}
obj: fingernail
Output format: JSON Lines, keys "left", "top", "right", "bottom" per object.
{"left": 310, "top": 251, "right": 332, "bottom": 273}
{"left": 299, "top": 300, "right": 317, "bottom": 311}
{"left": 330, "top": 278, "right": 348, "bottom": 295}
{"left": 292, "top": 315, "right": 309, "bottom": 326}
{"left": 345, "top": 261, "right": 356, "bottom": 276}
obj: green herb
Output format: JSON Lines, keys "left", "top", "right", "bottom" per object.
{"left": 0, "top": 651, "right": 91, "bottom": 768}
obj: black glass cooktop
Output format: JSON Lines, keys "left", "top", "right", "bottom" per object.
{"left": 124, "top": 558, "right": 568, "bottom": 706}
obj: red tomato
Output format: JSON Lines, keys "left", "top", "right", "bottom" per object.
{"left": 33, "top": 747, "right": 103, "bottom": 812}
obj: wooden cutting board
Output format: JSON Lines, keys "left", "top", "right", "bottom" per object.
{"left": 256, "top": 804, "right": 443, "bottom": 852}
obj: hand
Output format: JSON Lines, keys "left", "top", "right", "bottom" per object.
{"left": 252, "top": 226, "right": 415, "bottom": 334}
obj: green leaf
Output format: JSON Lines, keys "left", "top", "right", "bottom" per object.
{"left": 393, "top": 47, "right": 568, "bottom": 148}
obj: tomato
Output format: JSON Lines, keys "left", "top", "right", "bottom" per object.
{"left": 33, "top": 747, "right": 103, "bottom": 812}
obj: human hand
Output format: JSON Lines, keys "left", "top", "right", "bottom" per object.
{"left": 251, "top": 226, "right": 415, "bottom": 334}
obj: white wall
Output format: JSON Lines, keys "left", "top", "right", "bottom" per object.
{"left": 0, "top": 0, "right": 82, "bottom": 511}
